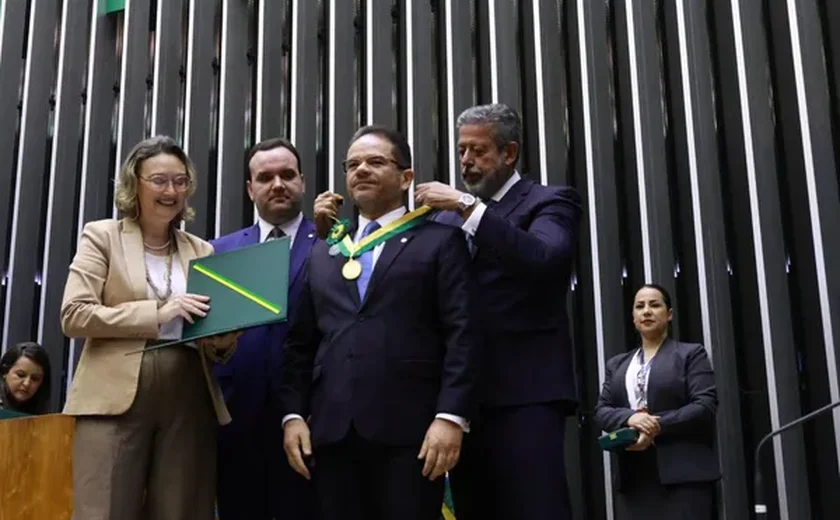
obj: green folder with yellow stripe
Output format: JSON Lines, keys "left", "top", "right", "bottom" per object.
{"left": 157, "top": 236, "right": 290, "bottom": 347}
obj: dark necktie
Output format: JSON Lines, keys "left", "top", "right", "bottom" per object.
{"left": 266, "top": 227, "right": 286, "bottom": 241}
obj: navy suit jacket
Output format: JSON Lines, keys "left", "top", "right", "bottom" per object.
{"left": 278, "top": 218, "right": 480, "bottom": 448}
{"left": 593, "top": 339, "right": 720, "bottom": 487}
{"left": 211, "top": 217, "right": 318, "bottom": 433}
{"left": 431, "top": 179, "right": 582, "bottom": 409}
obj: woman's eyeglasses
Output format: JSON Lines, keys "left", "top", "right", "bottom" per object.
{"left": 140, "top": 174, "right": 191, "bottom": 192}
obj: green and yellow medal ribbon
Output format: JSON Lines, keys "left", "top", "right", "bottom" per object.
{"left": 336, "top": 205, "right": 432, "bottom": 259}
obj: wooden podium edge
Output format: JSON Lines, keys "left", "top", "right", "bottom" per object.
{"left": 0, "top": 413, "right": 75, "bottom": 520}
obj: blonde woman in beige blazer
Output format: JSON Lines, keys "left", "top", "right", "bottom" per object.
{"left": 61, "top": 136, "right": 238, "bottom": 520}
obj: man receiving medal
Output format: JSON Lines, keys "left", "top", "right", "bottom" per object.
{"left": 277, "top": 125, "right": 480, "bottom": 520}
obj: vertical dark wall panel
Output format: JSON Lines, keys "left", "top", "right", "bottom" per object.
{"left": 39, "top": 0, "right": 91, "bottom": 411}
{"left": 400, "top": 0, "right": 435, "bottom": 185}
{"left": 764, "top": 1, "right": 840, "bottom": 516}
{"left": 712, "top": 2, "right": 782, "bottom": 514}
{"left": 78, "top": 4, "right": 119, "bottom": 229}
{"left": 151, "top": 0, "right": 185, "bottom": 138}
{"left": 660, "top": 0, "right": 703, "bottom": 348}
{"left": 437, "top": 0, "right": 474, "bottom": 188}
{"left": 476, "top": 0, "right": 520, "bottom": 110}
{"left": 290, "top": 0, "right": 320, "bottom": 218}
{"left": 114, "top": 0, "right": 152, "bottom": 195}
{"left": 613, "top": 0, "right": 677, "bottom": 304}
{"left": 325, "top": 0, "right": 355, "bottom": 219}
{"left": 215, "top": 0, "right": 251, "bottom": 236}
{"left": 609, "top": 0, "right": 645, "bottom": 337}
{"left": 662, "top": 1, "right": 750, "bottom": 518}
{"left": 475, "top": 0, "right": 491, "bottom": 104}
{"left": 785, "top": 0, "right": 840, "bottom": 461}
{"left": 255, "top": 0, "right": 288, "bottom": 142}
{"left": 714, "top": 1, "right": 812, "bottom": 517}
{"left": 364, "top": 0, "right": 396, "bottom": 127}
{"left": 71, "top": 2, "right": 120, "bottom": 377}
{"left": 824, "top": 0, "right": 840, "bottom": 160}
{"left": 2, "top": 0, "right": 61, "bottom": 350}
{"left": 0, "top": 0, "right": 27, "bottom": 312}
{"left": 521, "top": 0, "right": 568, "bottom": 185}
{"left": 183, "top": 0, "right": 217, "bottom": 239}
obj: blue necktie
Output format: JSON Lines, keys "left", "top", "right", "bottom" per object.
{"left": 356, "top": 221, "right": 381, "bottom": 300}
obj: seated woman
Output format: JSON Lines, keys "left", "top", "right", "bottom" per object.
{"left": 0, "top": 342, "right": 52, "bottom": 415}
{"left": 593, "top": 284, "right": 719, "bottom": 519}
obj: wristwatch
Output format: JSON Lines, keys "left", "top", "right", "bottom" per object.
{"left": 456, "top": 192, "right": 477, "bottom": 213}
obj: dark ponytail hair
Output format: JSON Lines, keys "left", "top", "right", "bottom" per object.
{"left": 0, "top": 342, "right": 52, "bottom": 414}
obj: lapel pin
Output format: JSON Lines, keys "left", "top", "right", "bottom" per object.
{"left": 308, "top": 233, "right": 314, "bottom": 239}
{"left": 400, "top": 237, "right": 408, "bottom": 243}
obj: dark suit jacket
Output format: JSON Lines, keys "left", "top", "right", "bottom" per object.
{"left": 278, "top": 217, "right": 480, "bottom": 448}
{"left": 211, "top": 217, "right": 318, "bottom": 433}
{"left": 593, "top": 339, "right": 720, "bottom": 488}
{"left": 431, "top": 179, "right": 582, "bottom": 409}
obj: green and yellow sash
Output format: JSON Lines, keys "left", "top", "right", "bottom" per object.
{"left": 335, "top": 205, "right": 432, "bottom": 259}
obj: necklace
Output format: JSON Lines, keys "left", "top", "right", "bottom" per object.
{"left": 143, "top": 240, "right": 171, "bottom": 251}
{"left": 145, "top": 246, "right": 174, "bottom": 301}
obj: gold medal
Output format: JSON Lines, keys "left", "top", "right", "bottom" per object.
{"left": 342, "top": 259, "right": 362, "bottom": 280}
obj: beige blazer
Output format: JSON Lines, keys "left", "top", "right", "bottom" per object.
{"left": 60, "top": 218, "right": 231, "bottom": 425}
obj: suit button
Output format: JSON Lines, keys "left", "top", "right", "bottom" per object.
{"left": 358, "top": 315, "right": 365, "bottom": 322}
{"left": 348, "top": 351, "right": 354, "bottom": 358}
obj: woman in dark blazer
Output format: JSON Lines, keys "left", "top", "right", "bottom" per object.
{"left": 594, "top": 283, "right": 719, "bottom": 519}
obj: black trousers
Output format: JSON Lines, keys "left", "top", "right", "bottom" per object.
{"left": 450, "top": 402, "right": 572, "bottom": 520}
{"left": 216, "top": 416, "right": 314, "bottom": 520}
{"left": 313, "top": 428, "right": 445, "bottom": 520}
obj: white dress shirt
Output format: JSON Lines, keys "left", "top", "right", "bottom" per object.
{"left": 282, "top": 206, "right": 469, "bottom": 432}
{"left": 257, "top": 211, "right": 303, "bottom": 246}
{"left": 625, "top": 348, "right": 654, "bottom": 411}
{"left": 461, "top": 170, "right": 522, "bottom": 236}
{"left": 145, "top": 252, "right": 187, "bottom": 340}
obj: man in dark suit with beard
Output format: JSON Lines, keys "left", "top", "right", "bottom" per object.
{"left": 279, "top": 125, "right": 480, "bottom": 520}
{"left": 416, "top": 103, "right": 583, "bottom": 520}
